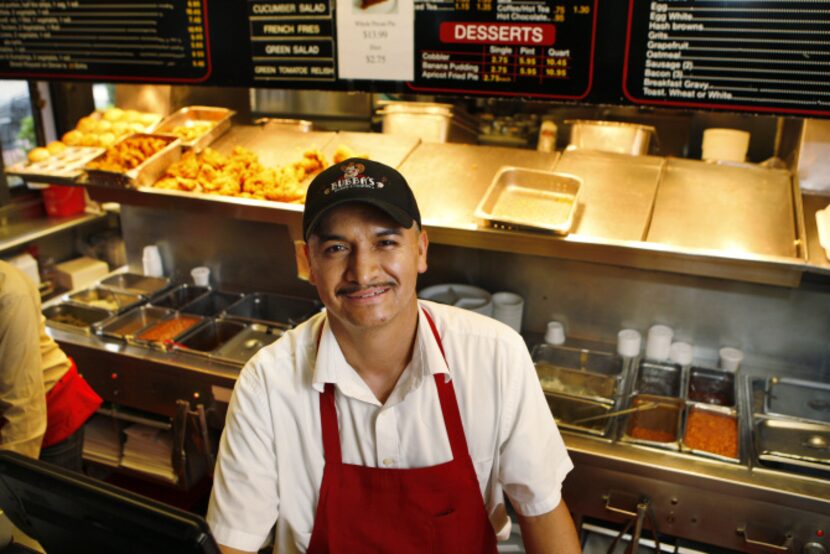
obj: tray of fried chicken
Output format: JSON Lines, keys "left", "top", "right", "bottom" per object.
{"left": 152, "top": 144, "right": 365, "bottom": 203}
{"left": 85, "top": 134, "right": 182, "bottom": 188}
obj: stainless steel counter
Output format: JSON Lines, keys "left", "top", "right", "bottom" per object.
{"left": 0, "top": 211, "right": 107, "bottom": 254}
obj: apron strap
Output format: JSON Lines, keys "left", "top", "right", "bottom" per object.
{"left": 320, "top": 384, "right": 342, "bottom": 464}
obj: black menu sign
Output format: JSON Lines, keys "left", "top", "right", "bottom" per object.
{"left": 623, "top": 0, "right": 830, "bottom": 116}
{"left": 0, "top": 0, "right": 210, "bottom": 82}
{"left": 409, "top": 0, "right": 598, "bottom": 99}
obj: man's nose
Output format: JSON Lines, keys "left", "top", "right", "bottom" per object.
{"left": 346, "top": 246, "right": 380, "bottom": 284}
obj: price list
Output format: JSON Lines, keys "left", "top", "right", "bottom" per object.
{"left": 410, "top": 0, "right": 597, "bottom": 98}
{"left": 0, "top": 0, "right": 210, "bottom": 81}
{"left": 624, "top": 0, "right": 830, "bottom": 115}
{"left": 249, "top": 0, "right": 336, "bottom": 82}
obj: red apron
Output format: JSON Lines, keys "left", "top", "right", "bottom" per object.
{"left": 307, "top": 309, "right": 498, "bottom": 554}
{"left": 42, "top": 358, "right": 102, "bottom": 448}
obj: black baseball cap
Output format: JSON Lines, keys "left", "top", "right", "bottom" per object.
{"left": 303, "top": 158, "right": 421, "bottom": 240}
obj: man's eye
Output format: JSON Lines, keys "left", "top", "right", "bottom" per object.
{"left": 378, "top": 239, "right": 398, "bottom": 247}
{"left": 324, "top": 244, "right": 346, "bottom": 254}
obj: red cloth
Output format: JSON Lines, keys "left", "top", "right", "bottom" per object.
{"left": 306, "top": 310, "right": 498, "bottom": 553}
{"left": 42, "top": 359, "right": 102, "bottom": 448}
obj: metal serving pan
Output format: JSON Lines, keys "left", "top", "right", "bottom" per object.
{"left": 535, "top": 362, "right": 619, "bottom": 405}
{"left": 621, "top": 394, "right": 684, "bottom": 451}
{"left": 153, "top": 106, "right": 235, "bottom": 152}
{"left": 134, "top": 314, "right": 205, "bottom": 351}
{"left": 44, "top": 303, "right": 112, "bottom": 335}
{"left": 96, "top": 306, "right": 173, "bottom": 341}
{"left": 224, "top": 293, "right": 321, "bottom": 329}
{"left": 755, "top": 417, "right": 830, "bottom": 476}
{"left": 687, "top": 367, "right": 735, "bottom": 407}
{"left": 6, "top": 146, "right": 105, "bottom": 185}
{"left": 174, "top": 319, "right": 246, "bottom": 360}
{"left": 180, "top": 290, "right": 244, "bottom": 318}
{"left": 474, "top": 167, "right": 581, "bottom": 235}
{"left": 212, "top": 325, "right": 282, "bottom": 366}
{"left": 85, "top": 133, "right": 181, "bottom": 188}
{"left": 681, "top": 403, "right": 740, "bottom": 463}
{"left": 98, "top": 273, "right": 171, "bottom": 298}
{"left": 150, "top": 284, "right": 210, "bottom": 311}
{"left": 531, "top": 343, "right": 623, "bottom": 376}
{"left": 765, "top": 376, "right": 830, "bottom": 425}
{"left": 633, "top": 361, "right": 683, "bottom": 398}
{"left": 545, "top": 393, "right": 616, "bottom": 437}
{"left": 66, "top": 286, "right": 143, "bottom": 314}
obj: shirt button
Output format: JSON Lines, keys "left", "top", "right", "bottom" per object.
{"left": 382, "top": 458, "right": 394, "bottom": 467}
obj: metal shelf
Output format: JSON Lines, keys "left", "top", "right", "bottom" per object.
{"left": 0, "top": 210, "right": 107, "bottom": 254}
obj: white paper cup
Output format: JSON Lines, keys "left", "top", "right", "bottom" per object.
{"left": 142, "top": 245, "right": 163, "bottom": 277}
{"left": 492, "top": 292, "right": 524, "bottom": 332}
{"left": 545, "top": 321, "right": 566, "bottom": 345}
{"left": 669, "top": 341, "right": 693, "bottom": 366}
{"left": 645, "top": 324, "right": 673, "bottom": 361}
{"left": 617, "top": 329, "right": 642, "bottom": 358}
{"left": 719, "top": 347, "right": 744, "bottom": 372}
{"left": 191, "top": 266, "right": 211, "bottom": 287}
{"left": 702, "top": 128, "right": 750, "bottom": 163}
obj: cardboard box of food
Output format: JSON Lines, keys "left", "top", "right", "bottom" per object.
{"left": 54, "top": 257, "right": 109, "bottom": 291}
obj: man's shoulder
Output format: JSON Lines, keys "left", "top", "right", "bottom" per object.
{"left": 419, "top": 299, "right": 524, "bottom": 350}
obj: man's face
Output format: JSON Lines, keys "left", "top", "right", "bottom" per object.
{"left": 306, "top": 203, "right": 428, "bottom": 332}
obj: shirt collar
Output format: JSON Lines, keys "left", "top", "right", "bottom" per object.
{"left": 311, "top": 304, "right": 451, "bottom": 402}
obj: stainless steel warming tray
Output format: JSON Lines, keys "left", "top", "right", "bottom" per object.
{"left": 765, "top": 376, "right": 830, "bottom": 425}
{"left": 681, "top": 403, "right": 741, "bottom": 463}
{"left": 535, "top": 362, "right": 619, "bottom": 404}
{"left": 84, "top": 133, "right": 182, "bottom": 188}
{"left": 755, "top": 417, "right": 830, "bottom": 475}
{"left": 98, "top": 273, "right": 171, "bottom": 298}
{"left": 212, "top": 325, "right": 282, "bottom": 365}
{"left": 224, "top": 293, "right": 321, "bottom": 328}
{"left": 475, "top": 167, "right": 581, "bottom": 234}
{"left": 43, "top": 303, "right": 112, "bottom": 335}
{"left": 153, "top": 106, "right": 235, "bottom": 153}
{"left": 6, "top": 146, "right": 105, "bottom": 185}
{"left": 621, "top": 394, "right": 684, "bottom": 451}
{"left": 174, "top": 319, "right": 247, "bottom": 361}
{"left": 687, "top": 366, "right": 735, "bottom": 407}
{"left": 150, "top": 285, "right": 210, "bottom": 311}
{"left": 66, "top": 286, "right": 144, "bottom": 315}
{"left": 545, "top": 394, "right": 616, "bottom": 437}
{"left": 180, "top": 290, "right": 244, "bottom": 318}
{"left": 633, "top": 361, "right": 682, "bottom": 398}
{"left": 97, "top": 306, "right": 173, "bottom": 341}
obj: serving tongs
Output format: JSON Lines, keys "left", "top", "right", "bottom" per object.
{"left": 571, "top": 401, "right": 672, "bottom": 425}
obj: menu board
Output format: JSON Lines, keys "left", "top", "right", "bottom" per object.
{"left": 0, "top": 0, "right": 210, "bottom": 82}
{"left": 409, "top": 0, "right": 598, "bottom": 99}
{"left": 249, "top": 0, "right": 337, "bottom": 82}
{"left": 623, "top": 0, "right": 830, "bottom": 116}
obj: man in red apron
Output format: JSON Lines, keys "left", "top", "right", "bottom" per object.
{"left": 0, "top": 260, "right": 102, "bottom": 472}
{"left": 208, "top": 159, "right": 581, "bottom": 553}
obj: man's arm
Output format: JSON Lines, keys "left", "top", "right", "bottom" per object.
{"left": 517, "top": 500, "right": 581, "bottom": 554}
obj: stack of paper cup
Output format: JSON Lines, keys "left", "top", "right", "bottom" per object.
{"left": 719, "top": 347, "right": 744, "bottom": 372}
{"left": 645, "top": 324, "right": 673, "bottom": 361}
{"left": 142, "top": 245, "right": 163, "bottom": 277}
{"left": 492, "top": 292, "right": 524, "bottom": 333}
{"left": 545, "top": 321, "right": 566, "bottom": 345}
{"left": 669, "top": 342, "right": 693, "bottom": 366}
{"left": 191, "top": 266, "right": 211, "bottom": 287}
{"left": 617, "top": 329, "right": 642, "bottom": 358}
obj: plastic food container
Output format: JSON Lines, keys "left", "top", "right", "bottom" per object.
{"left": 42, "top": 185, "right": 86, "bottom": 217}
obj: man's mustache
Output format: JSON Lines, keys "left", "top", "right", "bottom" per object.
{"left": 336, "top": 282, "right": 396, "bottom": 296}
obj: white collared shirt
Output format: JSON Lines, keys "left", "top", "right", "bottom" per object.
{"left": 207, "top": 300, "right": 573, "bottom": 553}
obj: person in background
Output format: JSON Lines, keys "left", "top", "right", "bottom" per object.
{"left": 208, "top": 159, "right": 581, "bottom": 553}
{"left": 0, "top": 259, "right": 102, "bottom": 471}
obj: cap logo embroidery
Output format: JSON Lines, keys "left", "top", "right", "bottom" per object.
{"left": 323, "top": 162, "right": 385, "bottom": 195}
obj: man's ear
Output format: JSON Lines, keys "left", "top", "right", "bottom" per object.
{"left": 296, "top": 240, "right": 314, "bottom": 283}
{"left": 417, "top": 229, "right": 429, "bottom": 274}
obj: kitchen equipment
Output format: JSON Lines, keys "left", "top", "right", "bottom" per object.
{"left": 702, "top": 128, "right": 750, "bottom": 163}
{"left": 532, "top": 343, "right": 623, "bottom": 377}
{"left": 571, "top": 401, "right": 666, "bottom": 425}
{"left": 54, "top": 257, "right": 109, "bottom": 291}
{"left": 6, "top": 146, "right": 105, "bottom": 185}
{"left": 687, "top": 367, "right": 735, "bottom": 407}
{"left": 566, "top": 120, "right": 655, "bottom": 156}
{"left": 622, "top": 394, "right": 684, "bottom": 450}
{"left": 224, "top": 293, "right": 321, "bottom": 328}
{"left": 43, "top": 303, "right": 111, "bottom": 335}
{"left": 174, "top": 319, "right": 246, "bottom": 360}
{"left": 418, "top": 284, "right": 492, "bottom": 316}
{"left": 98, "top": 273, "right": 171, "bottom": 298}
{"left": 135, "top": 314, "right": 204, "bottom": 350}
{"left": 180, "top": 290, "right": 244, "bottom": 318}
{"left": 535, "top": 362, "right": 619, "bottom": 404}
{"left": 474, "top": 167, "right": 581, "bottom": 235}
{"left": 545, "top": 394, "right": 616, "bottom": 437}
{"left": 150, "top": 285, "right": 210, "bottom": 311}
{"left": 85, "top": 133, "right": 182, "bottom": 188}
{"left": 378, "top": 102, "right": 477, "bottom": 144}
{"left": 765, "top": 377, "right": 830, "bottom": 425}
{"left": 153, "top": 106, "right": 234, "bottom": 152}
{"left": 212, "top": 325, "right": 282, "bottom": 365}
{"left": 755, "top": 418, "right": 830, "bottom": 475}
{"left": 633, "top": 361, "right": 682, "bottom": 397}
{"left": 66, "top": 287, "right": 143, "bottom": 314}
{"left": 681, "top": 404, "right": 740, "bottom": 462}
{"left": 97, "top": 306, "right": 173, "bottom": 341}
